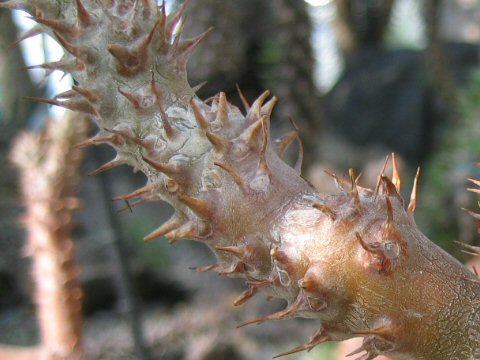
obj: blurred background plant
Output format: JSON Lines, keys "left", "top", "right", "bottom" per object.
{"left": 0, "top": 0, "right": 479, "bottom": 359}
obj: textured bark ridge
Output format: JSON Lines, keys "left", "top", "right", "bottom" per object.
{"left": 3, "top": 1, "right": 479, "bottom": 358}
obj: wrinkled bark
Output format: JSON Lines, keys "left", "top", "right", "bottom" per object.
{"left": 2, "top": 1, "right": 479, "bottom": 359}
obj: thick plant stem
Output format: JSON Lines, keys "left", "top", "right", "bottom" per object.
{"left": 3, "top": 1, "right": 480, "bottom": 359}
{"left": 10, "top": 113, "right": 87, "bottom": 359}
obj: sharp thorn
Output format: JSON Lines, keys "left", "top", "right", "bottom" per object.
{"left": 151, "top": 78, "right": 177, "bottom": 139}
{"left": 29, "top": 16, "right": 79, "bottom": 37}
{"left": 107, "top": 43, "right": 137, "bottom": 67}
{"left": 177, "top": 27, "right": 214, "bottom": 59}
{"left": 22, "top": 60, "right": 85, "bottom": 73}
{"left": 190, "top": 99, "right": 210, "bottom": 130}
{"left": 214, "top": 162, "right": 248, "bottom": 192}
{"left": 76, "top": 0, "right": 94, "bottom": 26}
{"left": 259, "top": 116, "right": 270, "bottom": 173}
{"left": 240, "top": 116, "right": 264, "bottom": 146}
{"left": 272, "top": 328, "right": 329, "bottom": 358}
{"left": 139, "top": 18, "right": 161, "bottom": 52}
{"left": 345, "top": 345, "right": 367, "bottom": 357}
{"left": 462, "top": 208, "right": 480, "bottom": 221}
{"left": 461, "top": 249, "right": 480, "bottom": 257}
{"left": 178, "top": 195, "right": 212, "bottom": 218}
{"left": 73, "top": 85, "right": 98, "bottom": 102}
{"left": 312, "top": 203, "right": 336, "bottom": 221}
{"left": 215, "top": 92, "right": 229, "bottom": 127}
{"left": 205, "top": 131, "right": 229, "bottom": 152}
{"left": 380, "top": 174, "right": 404, "bottom": 206}
{"left": 391, "top": 152, "right": 401, "bottom": 192}
{"left": 247, "top": 278, "right": 275, "bottom": 288}
{"left": 215, "top": 245, "right": 245, "bottom": 258}
{"left": 233, "top": 286, "right": 258, "bottom": 306}
{"left": 165, "top": 221, "right": 197, "bottom": 243}
{"left": 144, "top": 216, "right": 182, "bottom": 241}
{"left": 55, "top": 33, "right": 90, "bottom": 61}
{"left": 24, "top": 96, "right": 61, "bottom": 107}
{"left": 89, "top": 159, "right": 122, "bottom": 176}
{"left": 237, "top": 317, "right": 266, "bottom": 329}
{"left": 166, "top": 0, "right": 190, "bottom": 39}
{"left": 248, "top": 90, "right": 270, "bottom": 120}
{"left": 174, "top": 17, "right": 188, "bottom": 46}
{"left": 192, "top": 81, "right": 207, "bottom": 94}
{"left": 141, "top": 155, "right": 178, "bottom": 177}
{"left": 73, "top": 138, "right": 95, "bottom": 149}
{"left": 118, "top": 86, "right": 142, "bottom": 109}
{"left": 375, "top": 154, "right": 391, "bottom": 198}
{"left": 54, "top": 89, "right": 78, "bottom": 100}
{"left": 261, "top": 96, "right": 278, "bottom": 117}
{"left": 189, "top": 264, "right": 219, "bottom": 273}
{"left": 112, "top": 183, "right": 155, "bottom": 202}
{"left": 123, "top": 200, "right": 133, "bottom": 213}
{"left": 275, "top": 131, "right": 298, "bottom": 158}
{"left": 24, "top": 96, "right": 98, "bottom": 116}
{"left": 353, "top": 324, "right": 391, "bottom": 338}
{"left": 104, "top": 128, "right": 150, "bottom": 148}
{"left": 10, "top": 26, "right": 42, "bottom": 49}
{"left": 218, "top": 261, "right": 246, "bottom": 276}
{"left": 467, "top": 178, "right": 480, "bottom": 187}
{"left": 349, "top": 168, "right": 360, "bottom": 204}
{"left": 324, "top": 170, "right": 346, "bottom": 191}
{"left": 236, "top": 84, "right": 250, "bottom": 112}
{"left": 349, "top": 168, "right": 357, "bottom": 190}
{"left": 73, "top": 135, "right": 116, "bottom": 149}
{"left": 408, "top": 167, "right": 421, "bottom": 214}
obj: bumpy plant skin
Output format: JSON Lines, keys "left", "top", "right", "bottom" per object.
{"left": 3, "top": 1, "right": 479, "bottom": 358}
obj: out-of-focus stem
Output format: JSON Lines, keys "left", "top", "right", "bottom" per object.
{"left": 11, "top": 113, "right": 87, "bottom": 359}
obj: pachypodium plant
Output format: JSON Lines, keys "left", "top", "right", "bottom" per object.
{"left": 2, "top": 0, "right": 479, "bottom": 359}
{"left": 11, "top": 114, "right": 86, "bottom": 359}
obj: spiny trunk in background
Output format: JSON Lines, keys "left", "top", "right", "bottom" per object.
{"left": 423, "top": 0, "right": 457, "bottom": 120}
{"left": 9, "top": 113, "right": 87, "bottom": 359}
{"left": 183, "top": 0, "right": 260, "bottom": 99}
{"left": 2, "top": 1, "right": 479, "bottom": 359}
{"left": 269, "top": 0, "right": 324, "bottom": 167}
{"left": 334, "top": 0, "right": 395, "bottom": 61}
{"left": 184, "top": 0, "right": 323, "bottom": 166}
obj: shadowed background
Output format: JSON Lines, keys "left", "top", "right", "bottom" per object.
{"left": 0, "top": 0, "right": 479, "bottom": 359}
